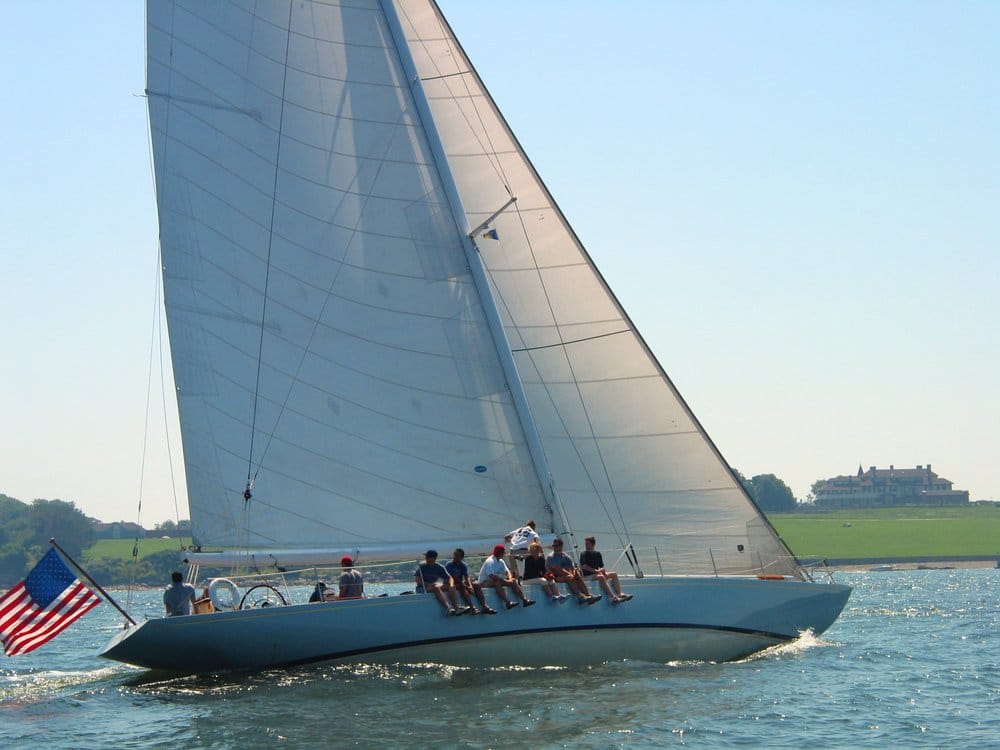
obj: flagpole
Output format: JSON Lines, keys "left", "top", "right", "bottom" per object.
{"left": 49, "top": 538, "right": 137, "bottom": 626}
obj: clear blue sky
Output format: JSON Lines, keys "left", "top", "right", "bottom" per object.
{"left": 2, "top": 1, "right": 997, "bottom": 526}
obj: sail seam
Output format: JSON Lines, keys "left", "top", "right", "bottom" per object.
{"left": 158, "top": 173, "right": 455, "bottom": 253}
{"left": 422, "top": 71, "right": 471, "bottom": 81}
{"left": 482, "top": 186, "right": 633, "bottom": 555}
{"left": 548, "top": 431, "right": 703, "bottom": 441}
{"left": 204, "top": 367, "right": 525, "bottom": 449}
{"left": 157, "top": 10, "right": 475, "bottom": 104}
{"left": 145, "top": 90, "right": 263, "bottom": 119}
{"left": 399, "top": 4, "right": 512, "bottom": 195}
{"left": 162, "top": 3, "right": 398, "bottom": 64}
{"left": 510, "top": 329, "right": 630, "bottom": 353}
{"left": 171, "top": 270, "right": 503, "bottom": 371}
{"left": 159, "top": 126, "right": 441, "bottom": 203}
{"left": 212, "top": 439, "right": 522, "bottom": 534}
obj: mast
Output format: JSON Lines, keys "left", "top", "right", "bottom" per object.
{"left": 379, "top": 0, "right": 573, "bottom": 540}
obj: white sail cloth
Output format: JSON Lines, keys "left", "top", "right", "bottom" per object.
{"left": 148, "top": 0, "right": 798, "bottom": 577}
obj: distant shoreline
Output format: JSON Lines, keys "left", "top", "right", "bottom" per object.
{"left": 825, "top": 557, "right": 998, "bottom": 571}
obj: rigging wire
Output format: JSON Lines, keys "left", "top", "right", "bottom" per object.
{"left": 126, "top": 0, "right": 187, "bottom": 615}
{"left": 127, "top": 249, "right": 163, "bottom": 613}
{"left": 245, "top": 94, "right": 423, "bottom": 484}
{"left": 236, "top": 3, "right": 450, "bottom": 548}
{"left": 156, "top": 250, "right": 182, "bottom": 531}
{"left": 243, "top": 1, "right": 294, "bottom": 504}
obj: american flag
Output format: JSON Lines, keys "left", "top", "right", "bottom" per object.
{"left": 0, "top": 548, "right": 101, "bottom": 656}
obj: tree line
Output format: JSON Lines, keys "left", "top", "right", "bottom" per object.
{"left": 733, "top": 471, "right": 798, "bottom": 512}
{"left": 0, "top": 493, "right": 94, "bottom": 585}
{"left": 0, "top": 493, "right": 183, "bottom": 587}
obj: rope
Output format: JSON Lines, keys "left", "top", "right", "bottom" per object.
{"left": 244, "top": 1, "right": 294, "bottom": 499}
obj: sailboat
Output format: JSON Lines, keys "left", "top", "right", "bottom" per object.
{"left": 99, "top": 0, "right": 850, "bottom": 673}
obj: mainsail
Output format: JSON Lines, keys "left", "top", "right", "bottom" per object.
{"left": 148, "top": 0, "right": 798, "bottom": 577}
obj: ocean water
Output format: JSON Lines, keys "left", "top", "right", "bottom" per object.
{"left": 1, "top": 568, "right": 997, "bottom": 749}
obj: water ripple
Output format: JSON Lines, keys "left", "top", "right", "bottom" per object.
{"left": 1, "top": 569, "right": 998, "bottom": 748}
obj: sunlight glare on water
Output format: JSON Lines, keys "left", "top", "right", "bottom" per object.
{"left": 0, "top": 569, "right": 997, "bottom": 748}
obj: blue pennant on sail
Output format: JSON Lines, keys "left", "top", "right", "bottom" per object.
{"left": 481, "top": 228, "right": 499, "bottom": 240}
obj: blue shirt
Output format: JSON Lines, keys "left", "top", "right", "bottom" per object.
{"left": 546, "top": 552, "right": 575, "bottom": 575}
{"left": 163, "top": 582, "right": 196, "bottom": 616}
{"left": 415, "top": 562, "right": 450, "bottom": 591}
{"left": 445, "top": 559, "right": 469, "bottom": 584}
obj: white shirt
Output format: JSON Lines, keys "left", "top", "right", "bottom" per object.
{"left": 508, "top": 525, "right": 540, "bottom": 549}
{"left": 478, "top": 555, "right": 512, "bottom": 583}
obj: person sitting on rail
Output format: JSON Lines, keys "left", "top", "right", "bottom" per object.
{"left": 546, "top": 539, "right": 600, "bottom": 605}
{"left": 445, "top": 548, "right": 496, "bottom": 614}
{"left": 522, "top": 542, "right": 568, "bottom": 602}
{"left": 415, "top": 549, "right": 464, "bottom": 615}
{"left": 478, "top": 544, "right": 535, "bottom": 610}
{"left": 579, "top": 536, "right": 632, "bottom": 603}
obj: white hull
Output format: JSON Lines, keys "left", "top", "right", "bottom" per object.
{"left": 98, "top": 577, "right": 850, "bottom": 673}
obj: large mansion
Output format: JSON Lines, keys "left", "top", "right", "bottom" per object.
{"left": 812, "top": 464, "right": 969, "bottom": 509}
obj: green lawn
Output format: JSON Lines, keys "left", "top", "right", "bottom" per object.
{"left": 82, "top": 507, "right": 1000, "bottom": 564}
{"left": 769, "top": 505, "right": 1000, "bottom": 559}
{"left": 84, "top": 537, "right": 193, "bottom": 562}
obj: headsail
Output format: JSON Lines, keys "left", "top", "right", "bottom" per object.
{"left": 392, "top": 1, "right": 799, "bottom": 576}
{"left": 148, "top": 0, "right": 799, "bottom": 577}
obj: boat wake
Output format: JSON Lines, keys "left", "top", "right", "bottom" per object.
{"left": 736, "top": 629, "right": 840, "bottom": 662}
{"left": 119, "top": 659, "right": 574, "bottom": 696}
{"left": 0, "top": 667, "right": 125, "bottom": 706}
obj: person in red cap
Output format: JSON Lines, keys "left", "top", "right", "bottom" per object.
{"left": 477, "top": 544, "right": 535, "bottom": 610}
{"left": 338, "top": 555, "right": 364, "bottom": 600}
